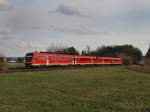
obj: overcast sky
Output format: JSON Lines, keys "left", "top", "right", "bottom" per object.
{"left": 0, "top": 0, "right": 150, "bottom": 56}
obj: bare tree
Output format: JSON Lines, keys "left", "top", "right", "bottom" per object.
{"left": 0, "top": 53, "right": 7, "bottom": 71}
{"left": 81, "top": 45, "right": 91, "bottom": 56}
{"left": 47, "top": 43, "right": 66, "bottom": 53}
{"left": 86, "top": 45, "right": 91, "bottom": 54}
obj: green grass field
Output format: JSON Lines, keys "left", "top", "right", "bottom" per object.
{"left": 0, "top": 67, "right": 150, "bottom": 112}
{"left": 6, "top": 63, "right": 25, "bottom": 69}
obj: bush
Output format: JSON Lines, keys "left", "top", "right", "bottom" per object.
{"left": 141, "top": 58, "right": 150, "bottom": 66}
{"left": 0, "top": 57, "right": 7, "bottom": 71}
{"left": 122, "top": 57, "right": 133, "bottom": 65}
{"left": 145, "top": 48, "right": 150, "bottom": 58}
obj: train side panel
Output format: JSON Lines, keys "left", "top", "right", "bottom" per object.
{"left": 48, "top": 55, "right": 73, "bottom": 65}
{"left": 32, "top": 53, "right": 73, "bottom": 66}
{"left": 97, "top": 57, "right": 112, "bottom": 64}
{"left": 32, "top": 53, "right": 47, "bottom": 66}
{"left": 75, "top": 56, "right": 96, "bottom": 65}
{"left": 113, "top": 58, "right": 122, "bottom": 64}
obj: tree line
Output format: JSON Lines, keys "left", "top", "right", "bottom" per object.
{"left": 142, "top": 47, "right": 150, "bottom": 66}
{"left": 47, "top": 44, "right": 143, "bottom": 65}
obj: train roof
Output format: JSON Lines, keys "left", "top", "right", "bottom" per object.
{"left": 25, "top": 52, "right": 122, "bottom": 59}
{"left": 74, "top": 56, "right": 96, "bottom": 58}
{"left": 33, "top": 52, "right": 73, "bottom": 57}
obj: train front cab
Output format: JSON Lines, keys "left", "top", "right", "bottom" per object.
{"left": 25, "top": 53, "right": 33, "bottom": 68}
{"left": 25, "top": 52, "right": 48, "bottom": 68}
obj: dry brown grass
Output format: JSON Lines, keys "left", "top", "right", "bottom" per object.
{"left": 127, "top": 65, "right": 150, "bottom": 74}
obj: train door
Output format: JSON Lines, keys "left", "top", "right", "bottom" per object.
{"left": 72, "top": 56, "right": 76, "bottom": 66}
{"left": 46, "top": 55, "right": 49, "bottom": 66}
{"left": 112, "top": 58, "right": 115, "bottom": 64}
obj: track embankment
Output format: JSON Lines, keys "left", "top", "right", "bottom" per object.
{"left": 0, "top": 65, "right": 107, "bottom": 74}
{"left": 127, "top": 65, "right": 150, "bottom": 74}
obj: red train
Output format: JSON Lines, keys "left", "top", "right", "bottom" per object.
{"left": 24, "top": 51, "right": 122, "bottom": 68}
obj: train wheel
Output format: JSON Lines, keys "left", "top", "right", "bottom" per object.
{"left": 25, "top": 64, "right": 32, "bottom": 69}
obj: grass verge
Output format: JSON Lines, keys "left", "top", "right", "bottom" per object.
{"left": 0, "top": 67, "right": 150, "bottom": 112}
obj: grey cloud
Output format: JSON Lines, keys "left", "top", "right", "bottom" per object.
{"left": 48, "top": 25, "right": 112, "bottom": 35}
{"left": 0, "top": 35, "right": 16, "bottom": 41}
{"left": 49, "top": 5, "right": 95, "bottom": 17}
{"left": 16, "top": 42, "right": 45, "bottom": 50}
{"left": 24, "top": 0, "right": 34, "bottom": 2}
{"left": 56, "top": 0, "right": 150, "bottom": 17}
{"left": 0, "top": 0, "right": 150, "bottom": 56}
{"left": 7, "top": 7, "right": 46, "bottom": 32}
{"left": 0, "top": 0, "right": 9, "bottom": 10}
{"left": 0, "top": 28, "right": 16, "bottom": 42}
{"left": 0, "top": 28, "right": 12, "bottom": 35}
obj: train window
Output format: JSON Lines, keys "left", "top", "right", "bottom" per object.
{"left": 42, "top": 56, "right": 46, "bottom": 60}
{"left": 46, "top": 56, "right": 49, "bottom": 60}
{"left": 80, "top": 58, "right": 90, "bottom": 61}
{"left": 34, "top": 56, "right": 38, "bottom": 60}
{"left": 50, "top": 57, "right": 72, "bottom": 60}
{"left": 49, "top": 57, "right": 53, "bottom": 60}
{"left": 36, "top": 56, "right": 46, "bottom": 60}
{"left": 49, "top": 57, "right": 55, "bottom": 60}
{"left": 25, "top": 53, "right": 33, "bottom": 61}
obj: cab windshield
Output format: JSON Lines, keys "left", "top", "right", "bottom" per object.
{"left": 25, "top": 53, "right": 33, "bottom": 62}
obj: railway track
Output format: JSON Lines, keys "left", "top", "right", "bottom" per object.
{"left": 0, "top": 65, "right": 105, "bottom": 74}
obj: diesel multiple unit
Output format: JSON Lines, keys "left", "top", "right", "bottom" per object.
{"left": 25, "top": 52, "right": 122, "bottom": 68}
